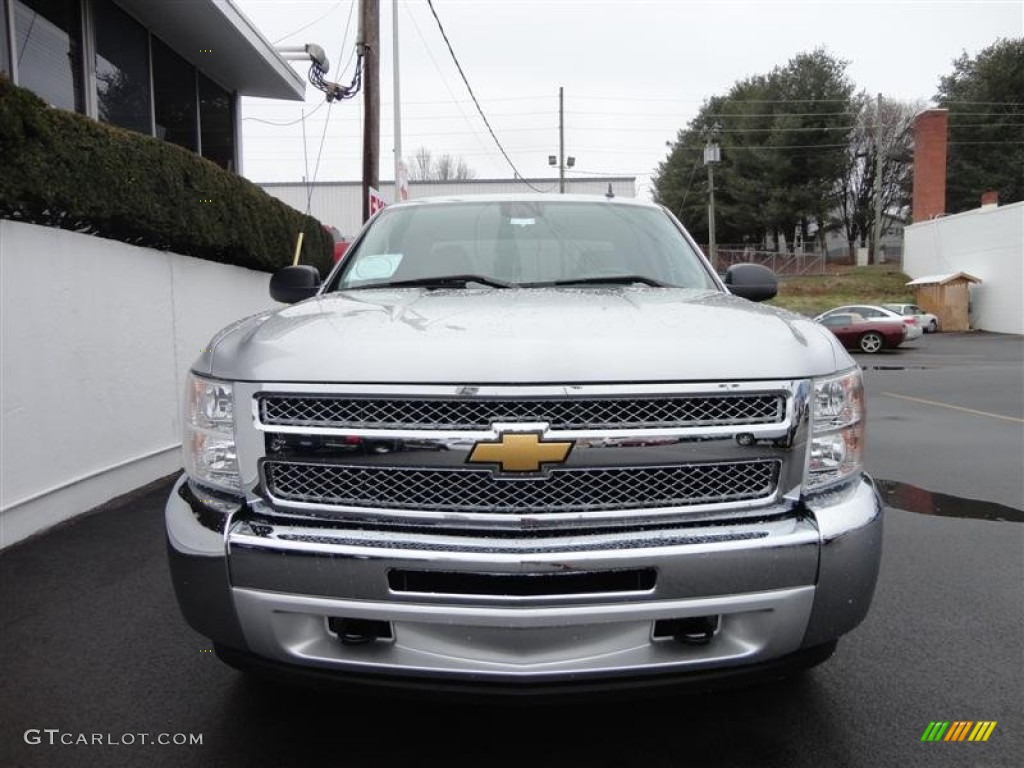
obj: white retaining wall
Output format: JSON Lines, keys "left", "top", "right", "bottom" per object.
{"left": 903, "top": 202, "right": 1024, "bottom": 334}
{"left": 0, "top": 220, "right": 281, "bottom": 548}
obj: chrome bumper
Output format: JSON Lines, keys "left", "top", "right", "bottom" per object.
{"left": 166, "top": 475, "right": 882, "bottom": 684}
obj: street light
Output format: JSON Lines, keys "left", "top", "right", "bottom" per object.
{"left": 703, "top": 122, "right": 722, "bottom": 271}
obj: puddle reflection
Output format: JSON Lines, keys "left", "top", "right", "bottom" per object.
{"left": 874, "top": 478, "right": 1022, "bottom": 522}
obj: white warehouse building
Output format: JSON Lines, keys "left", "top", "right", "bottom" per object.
{"left": 903, "top": 200, "right": 1023, "bottom": 335}
{"left": 261, "top": 177, "right": 637, "bottom": 239}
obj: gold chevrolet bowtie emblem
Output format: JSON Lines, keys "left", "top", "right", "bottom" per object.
{"left": 467, "top": 431, "right": 574, "bottom": 473}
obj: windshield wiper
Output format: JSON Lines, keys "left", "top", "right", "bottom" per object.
{"left": 345, "top": 275, "right": 514, "bottom": 290}
{"left": 522, "top": 275, "right": 672, "bottom": 288}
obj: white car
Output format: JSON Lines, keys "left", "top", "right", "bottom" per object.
{"left": 882, "top": 303, "right": 940, "bottom": 334}
{"left": 815, "top": 304, "right": 923, "bottom": 341}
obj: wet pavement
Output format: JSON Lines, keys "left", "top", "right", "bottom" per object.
{"left": 1, "top": 332, "right": 1021, "bottom": 767}
{"left": 873, "top": 478, "right": 1023, "bottom": 523}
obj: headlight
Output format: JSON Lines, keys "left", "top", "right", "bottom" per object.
{"left": 183, "top": 373, "right": 239, "bottom": 492}
{"left": 805, "top": 368, "right": 864, "bottom": 492}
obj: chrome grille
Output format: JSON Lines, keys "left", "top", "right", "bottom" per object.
{"left": 263, "top": 459, "right": 780, "bottom": 514}
{"left": 259, "top": 394, "right": 785, "bottom": 431}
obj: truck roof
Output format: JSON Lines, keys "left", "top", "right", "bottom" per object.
{"left": 390, "top": 193, "right": 659, "bottom": 209}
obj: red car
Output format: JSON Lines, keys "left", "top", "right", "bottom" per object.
{"left": 817, "top": 312, "right": 906, "bottom": 354}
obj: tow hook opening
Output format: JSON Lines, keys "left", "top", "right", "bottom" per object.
{"left": 653, "top": 615, "right": 721, "bottom": 645}
{"left": 327, "top": 617, "right": 394, "bottom": 645}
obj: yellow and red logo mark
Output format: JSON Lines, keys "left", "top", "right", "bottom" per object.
{"left": 920, "top": 721, "right": 997, "bottom": 742}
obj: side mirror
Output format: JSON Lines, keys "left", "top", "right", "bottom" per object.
{"left": 724, "top": 263, "right": 778, "bottom": 302}
{"left": 270, "top": 265, "right": 321, "bottom": 304}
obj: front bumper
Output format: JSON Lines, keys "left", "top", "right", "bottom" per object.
{"left": 166, "top": 475, "right": 882, "bottom": 687}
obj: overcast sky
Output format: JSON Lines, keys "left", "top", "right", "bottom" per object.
{"left": 235, "top": 0, "right": 1022, "bottom": 197}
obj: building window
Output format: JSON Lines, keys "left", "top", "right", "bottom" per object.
{"left": 199, "top": 72, "right": 234, "bottom": 170}
{"left": 92, "top": 0, "right": 149, "bottom": 134}
{"left": 13, "top": 0, "right": 84, "bottom": 112}
{"left": 151, "top": 34, "right": 195, "bottom": 151}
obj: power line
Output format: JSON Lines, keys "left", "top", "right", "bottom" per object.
{"left": 403, "top": 1, "right": 495, "bottom": 172}
{"left": 337, "top": 0, "right": 357, "bottom": 75}
{"left": 669, "top": 143, "right": 851, "bottom": 151}
{"left": 575, "top": 96, "right": 855, "bottom": 104}
{"left": 576, "top": 124, "right": 857, "bottom": 134}
{"left": 948, "top": 140, "right": 1024, "bottom": 145}
{"left": 703, "top": 125, "right": 858, "bottom": 133}
{"left": 568, "top": 109, "right": 847, "bottom": 119}
{"left": 566, "top": 169, "right": 651, "bottom": 176}
{"left": 245, "top": 108, "right": 1021, "bottom": 123}
{"left": 303, "top": 0, "right": 358, "bottom": 213}
{"left": 400, "top": 95, "right": 550, "bottom": 105}
{"left": 246, "top": 126, "right": 558, "bottom": 141}
{"left": 704, "top": 111, "right": 858, "bottom": 118}
{"left": 271, "top": 1, "right": 344, "bottom": 44}
{"left": 577, "top": 121, "right": 1023, "bottom": 133}
{"left": 948, "top": 123, "right": 1024, "bottom": 128}
{"left": 243, "top": 102, "right": 328, "bottom": 126}
{"left": 243, "top": 111, "right": 1024, "bottom": 130}
{"left": 581, "top": 96, "right": 1024, "bottom": 107}
{"left": 674, "top": 153, "right": 703, "bottom": 217}
{"left": 424, "top": 0, "right": 546, "bottom": 192}
{"left": 306, "top": 103, "right": 335, "bottom": 214}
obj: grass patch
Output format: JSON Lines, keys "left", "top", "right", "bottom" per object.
{"left": 768, "top": 266, "right": 914, "bottom": 317}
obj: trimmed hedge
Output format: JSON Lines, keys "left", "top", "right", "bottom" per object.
{"left": 0, "top": 76, "right": 332, "bottom": 273}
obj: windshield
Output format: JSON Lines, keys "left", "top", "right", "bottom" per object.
{"left": 330, "top": 200, "right": 717, "bottom": 291}
{"left": 882, "top": 304, "right": 911, "bottom": 315}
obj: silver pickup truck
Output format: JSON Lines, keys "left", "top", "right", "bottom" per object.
{"left": 167, "top": 195, "right": 882, "bottom": 694}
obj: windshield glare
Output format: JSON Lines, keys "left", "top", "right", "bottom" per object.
{"left": 332, "top": 201, "right": 716, "bottom": 290}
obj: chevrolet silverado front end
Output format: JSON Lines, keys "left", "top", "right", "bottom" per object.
{"left": 167, "top": 196, "right": 882, "bottom": 693}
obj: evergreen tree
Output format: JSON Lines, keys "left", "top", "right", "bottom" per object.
{"left": 654, "top": 49, "right": 855, "bottom": 252}
{"left": 936, "top": 38, "right": 1024, "bottom": 213}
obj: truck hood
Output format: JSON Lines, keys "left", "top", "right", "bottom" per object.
{"left": 195, "top": 288, "right": 850, "bottom": 383}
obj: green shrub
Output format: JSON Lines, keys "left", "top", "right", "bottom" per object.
{"left": 0, "top": 75, "right": 331, "bottom": 273}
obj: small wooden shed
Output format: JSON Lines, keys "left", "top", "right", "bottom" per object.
{"left": 906, "top": 272, "right": 982, "bottom": 332}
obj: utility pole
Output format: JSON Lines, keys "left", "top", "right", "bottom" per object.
{"left": 871, "top": 92, "right": 884, "bottom": 265}
{"left": 703, "top": 122, "right": 722, "bottom": 271}
{"left": 558, "top": 86, "right": 565, "bottom": 193}
{"left": 360, "top": 0, "right": 380, "bottom": 223}
{"left": 548, "top": 87, "right": 575, "bottom": 192}
{"left": 707, "top": 163, "right": 716, "bottom": 267}
{"left": 392, "top": 0, "right": 403, "bottom": 204}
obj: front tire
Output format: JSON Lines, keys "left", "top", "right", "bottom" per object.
{"left": 858, "top": 331, "right": 884, "bottom": 354}
{"left": 927, "top": 319, "right": 938, "bottom": 333}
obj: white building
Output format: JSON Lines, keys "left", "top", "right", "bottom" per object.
{"left": 261, "top": 177, "right": 638, "bottom": 239}
{"left": 1, "top": 0, "right": 305, "bottom": 172}
{"left": 903, "top": 200, "right": 1023, "bottom": 335}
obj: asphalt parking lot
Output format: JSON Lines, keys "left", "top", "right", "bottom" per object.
{"left": 1, "top": 332, "right": 1021, "bottom": 768}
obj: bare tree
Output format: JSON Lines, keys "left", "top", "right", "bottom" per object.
{"left": 408, "top": 147, "right": 434, "bottom": 181}
{"left": 832, "top": 95, "right": 920, "bottom": 262}
{"left": 406, "top": 146, "right": 476, "bottom": 181}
